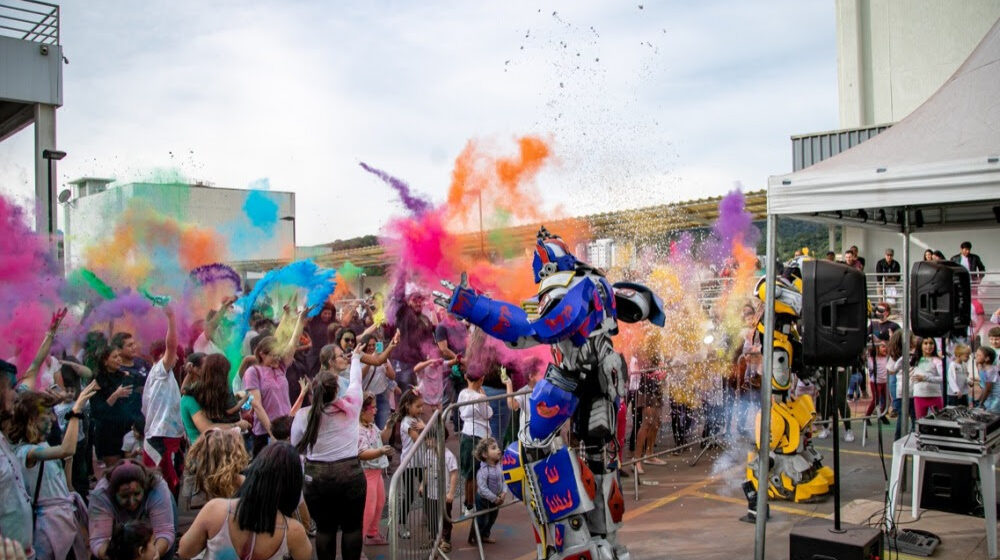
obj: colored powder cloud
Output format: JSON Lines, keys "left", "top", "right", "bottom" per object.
{"left": 0, "top": 195, "right": 66, "bottom": 376}
{"left": 360, "top": 162, "right": 434, "bottom": 216}
{"left": 243, "top": 190, "right": 279, "bottom": 235}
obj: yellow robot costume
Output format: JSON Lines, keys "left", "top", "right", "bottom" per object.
{"left": 744, "top": 270, "right": 834, "bottom": 503}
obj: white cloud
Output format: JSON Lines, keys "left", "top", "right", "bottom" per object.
{"left": 0, "top": 0, "right": 837, "bottom": 246}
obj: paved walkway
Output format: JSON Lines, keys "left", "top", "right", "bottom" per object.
{"left": 367, "top": 404, "right": 995, "bottom": 559}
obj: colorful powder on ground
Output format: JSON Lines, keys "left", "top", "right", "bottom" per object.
{"left": 360, "top": 162, "right": 433, "bottom": 216}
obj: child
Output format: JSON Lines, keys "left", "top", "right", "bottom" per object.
{"left": 458, "top": 369, "right": 492, "bottom": 513}
{"left": 414, "top": 356, "right": 451, "bottom": 412}
{"left": 270, "top": 415, "right": 293, "bottom": 442}
{"left": 421, "top": 424, "right": 458, "bottom": 554}
{"left": 121, "top": 417, "right": 144, "bottom": 459}
{"left": 358, "top": 392, "right": 393, "bottom": 546}
{"left": 910, "top": 337, "right": 944, "bottom": 419}
{"left": 946, "top": 344, "right": 972, "bottom": 407}
{"left": 977, "top": 346, "right": 999, "bottom": 412}
{"left": 393, "top": 388, "right": 426, "bottom": 538}
{"left": 106, "top": 520, "right": 157, "bottom": 560}
{"left": 865, "top": 339, "right": 890, "bottom": 424}
{"left": 263, "top": 414, "right": 313, "bottom": 538}
{"left": 473, "top": 437, "right": 506, "bottom": 545}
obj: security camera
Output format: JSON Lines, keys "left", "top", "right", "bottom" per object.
{"left": 40, "top": 45, "right": 49, "bottom": 55}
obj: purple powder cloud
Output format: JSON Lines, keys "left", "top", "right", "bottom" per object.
{"left": 359, "top": 162, "right": 433, "bottom": 216}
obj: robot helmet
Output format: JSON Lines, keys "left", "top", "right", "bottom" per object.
{"left": 532, "top": 226, "right": 578, "bottom": 283}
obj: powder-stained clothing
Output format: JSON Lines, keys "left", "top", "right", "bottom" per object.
{"left": 243, "top": 364, "right": 291, "bottom": 436}
{"left": 291, "top": 353, "right": 363, "bottom": 462}
{"left": 142, "top": 359, "right": 183, "bottom": 439}
{"left": 0, "top": 434, "right": 33, "bottom": 558}
{"left": 476, "top": 461, "right": 505, "bottom": 504}
{"left": 358, "top": 422, "right": 389, "bottom": 470}
{"left": 14, "top": 443, "right": 88, "bottom": 560}
{"left": 88, "top": 477, "right": 175, "bottom": 557}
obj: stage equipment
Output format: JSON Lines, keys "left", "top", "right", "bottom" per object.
{"left": 919, "top": 461, "right": 980, "bottom": 516}
{"left": 434, "top": 226, "right": 665, "bottom": 560}
{"left": 910, "top": 261, "right": 971, "bottom": 337}
{"left": 801, "top": 260, "right": 867, "bottom": 367}
{"left": 916, "top": 406, "right": 1000, "bottom": 456}
{"left": 788, "top": 519, "right": 882, "bottom": 560}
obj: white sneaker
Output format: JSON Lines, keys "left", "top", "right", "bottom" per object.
{"left": 843, "top": 430, "right": 855, "bottom": 443}
{"left": 816, "top": 428, "right": 830, "bottom": 439}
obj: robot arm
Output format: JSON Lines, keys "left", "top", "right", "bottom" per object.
{"left": 442, "top": 276, "right": 598, "bottom": 348}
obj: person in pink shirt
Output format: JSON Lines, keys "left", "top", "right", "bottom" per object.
{"left": 243, "top": 306, "right": 310, "bottom": 456}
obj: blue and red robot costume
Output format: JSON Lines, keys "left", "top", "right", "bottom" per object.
{"left": 435, "top": 227, "right": 664, "bottom": 560}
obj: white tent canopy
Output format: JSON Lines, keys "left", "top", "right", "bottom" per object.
{"left": 767, "top": 18, "right": 1000, "bottom": 222}
{"left": 753, "top": 17, "right": 1000, "bottom": 560}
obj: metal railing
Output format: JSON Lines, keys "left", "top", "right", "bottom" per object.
{"left": 388, "top": 409, "right": 443, "bottom": 560}
{"left": 865, "top": 269, "right": 1000, "bottom": 311}
{"left": 0, "top": 0, "right": 59, "bottom": 44}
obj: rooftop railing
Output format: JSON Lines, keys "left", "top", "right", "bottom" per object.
{"left": 0, "top": 0, "right": 59, "bottom": 45}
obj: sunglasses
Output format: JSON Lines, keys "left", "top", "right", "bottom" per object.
{"left": 343, "top": 338, "right": 356, "bottom": 343}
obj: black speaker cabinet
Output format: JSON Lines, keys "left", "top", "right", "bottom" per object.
{"left": 802, "top": 260, "right": 868, "bottom": 367}
{"left": 790, "top": 519, "right": 883, "bottom": 560}
{"left": 910, "top": 261, "right": 971, "bottom": 337}
{"left": 920, "top": 461, "right": 979, "bottom": 516}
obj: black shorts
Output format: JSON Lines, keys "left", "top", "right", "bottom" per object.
{"left": 459, "top": 434, "right": 481, "bottom": 481}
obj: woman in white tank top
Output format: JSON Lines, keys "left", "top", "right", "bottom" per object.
{"left": 177, "top": 443, "right": 312, "bottom": 560}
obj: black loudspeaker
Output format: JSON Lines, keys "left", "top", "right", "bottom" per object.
{"left": 910, "top": 261, "right": 971, "bottom": 337}
{"left": 801, "top": 260, "right": 868, "bottom": 367}
{"left": 920, "top": 461, "right": 979, "bottom": 516}
{"left": 789, "top": 519, "right": 883, "bottom": 560}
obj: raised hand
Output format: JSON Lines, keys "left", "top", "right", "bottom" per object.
{"left": 74, "top": 380, "right": 100, "bottom": 412}
{"left": 49, "top": 307, "right": 68, "bottom": 332}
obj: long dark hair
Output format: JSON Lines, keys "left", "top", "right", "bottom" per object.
{"left": 194, "top": 354, "right": 231, "bottom": 420}
{"left": 911, "top": 337, "right": 938, "bottom": 367}
{"left": 235, "top": 442, "right": 303, "bottom": 534}
{"left": 94, "top": 345, "right": 121, "bottom": 379}
{"left": 106, "top": 520, "right": 153, "bottom": 560}
{"left": 295, "top": 371, "right": 339, "bottom": 454}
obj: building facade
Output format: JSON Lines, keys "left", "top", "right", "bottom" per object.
{"left": 62, "top": 180, "right": 295, "bottom": 272}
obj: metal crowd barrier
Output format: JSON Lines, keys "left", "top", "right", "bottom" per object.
{"left": 388, "top": 409, "right": 442, "bottom": 560}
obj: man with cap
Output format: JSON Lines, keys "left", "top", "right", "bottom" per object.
{"left": 875, "top": 248, "right": 901, "bottom": 299}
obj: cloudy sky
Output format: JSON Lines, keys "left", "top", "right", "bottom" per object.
{"left": 0, "top": 0, "right": 838, "bottom": 245}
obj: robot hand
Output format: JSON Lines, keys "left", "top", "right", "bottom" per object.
{"left": 433, "top": 272, "right": 470, "bottom": 309}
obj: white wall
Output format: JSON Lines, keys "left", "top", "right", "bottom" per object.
{"left": 63, "top": 183, "right": 295, "bottom": 271}
{"left": 844, "top": 225, "right": 1000, "bottom": 271}
{"left": 836, "top": 0, "right": 1000, "bottom": 127}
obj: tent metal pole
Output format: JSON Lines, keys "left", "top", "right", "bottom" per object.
{"left": 754, "top": 213, "right": 778, "bottom": 560}
{"left": 901, "top": 210, "right": 911, "bottom": 436}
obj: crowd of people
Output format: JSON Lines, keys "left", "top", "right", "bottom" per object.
{"left": 0, "top": 239, "right": 996, "bottom": 560}
{"left": 0, "top": 279, "right": 558, "bottom": 560}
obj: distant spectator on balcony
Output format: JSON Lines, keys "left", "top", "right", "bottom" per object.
{"left": 875, "top": 249, "right": 900, "bottom": 283}
{"left": 848, "top": 245, "right": 865, "bottom": 269}
{"left": 825, "top": 251, "right": 836, "bottom": 261}
{"left": 932, "top": 250, "right": 946, "bottom": 261}
{"left": 842, "top": 249, "right": 863, "bottom": 272}
{"left": 923, "top": 249, "right": 935, "bottom": 262}
{"left": 952, "top": 241, "right": 986, "bottom": 282}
